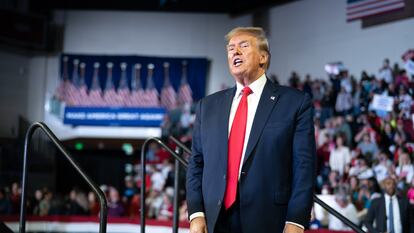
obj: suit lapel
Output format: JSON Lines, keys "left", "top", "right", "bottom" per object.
{"left": 379, "top": 196, "right": 387, "bottom": 230}
{"left": 242, "top": 80, "right": 280, "bottom": 165}
{"left": 219, "top": 86, "right": 236, "bottom": 166}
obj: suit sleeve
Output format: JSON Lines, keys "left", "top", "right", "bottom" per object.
{"left": 363, "top": 198, "right": 379, "bottom": 233}
{"left": 186, "top": 100, "right": 205, "bottom": 217}
{"left": 286, "top": 93, "right": 316, "bottom": 227}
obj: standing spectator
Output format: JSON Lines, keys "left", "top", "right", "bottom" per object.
{"left": 378, "top": 58, "right": 393, "bottom": 84}
{"left": 396, "top": 86, "right": 413, "bottom": 119}
{"left": 395, "top": 70, "right": 410, "bottom": 89}
{"left": 364, "top": 177, "right": 412, "bottom": 233}
{"left": 335, "top": 87, "right": 353, "bottom": 116}
{"left": 150, "top": 166, "right": 166, "bottom": 192}
{"left": 329, "top": 133, "right": 352, "bottom": 176}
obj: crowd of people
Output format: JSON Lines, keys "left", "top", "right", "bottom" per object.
{"left": 1, "top": 58, "right": 414, "bottom": 230}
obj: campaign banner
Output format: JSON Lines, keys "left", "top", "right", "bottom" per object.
{"left": 372, "top": 94, "right": 394, "bottom": 112}
{"left": 63, "top": 107, "right": 166, "bottom": 127}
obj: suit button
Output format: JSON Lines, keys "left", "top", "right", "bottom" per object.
{"left": 218, "top": 200, "right": 222, "bottom": 206}
{"left": 223, "top": 174, "right": 226, "bottom": 180}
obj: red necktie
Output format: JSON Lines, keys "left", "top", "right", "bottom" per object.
{"left": 224, "top": 86, "right": 252, "bottom": 209}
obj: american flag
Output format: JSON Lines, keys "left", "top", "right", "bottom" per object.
{"left": 129, "top": 64, "right": 146, "bottom": 107}
{"left": 77, "top": 62, "right": 90, "bottom": 106}
{"left": 144, "top": 64, "right": 160, "bottom": 107}
{"left": 64, "top": 59, "right": 82, "bottom": 106}
{"left": 118, "top": 62, "right": 131, "bottom": 107}
{"left": 178, "top": 61, "right": 193, "bottom": 106}
{"left": 88, "top": 62, "right": 105, "bottom": 106}
{"left": 160, "top": 62, "right": 177, "bottom": 110}
{"left": 64, "top": 82, "right": 80, "bottom": 106}
{"left": 55, "top": 56, "right": 69, "bottom": 101}
{"left": 347, "top": 0, "right": 405, "bottom": 21}
{"left": 103, "top": 62, "right": 123, "bottom": 106}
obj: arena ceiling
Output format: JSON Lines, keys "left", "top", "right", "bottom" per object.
{"left": 30, "top": 0, "right": 299, "bottom": 15}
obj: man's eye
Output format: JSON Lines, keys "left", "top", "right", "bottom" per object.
{"left": 228, "top": 47, "right": 234, "bottom": 52}
{"left": 241, "top": 43, "right": 249, "bottom": 48}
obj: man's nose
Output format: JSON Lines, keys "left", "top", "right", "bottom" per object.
{"left": 234, "top": 46, "right": 242, "bottom": 55}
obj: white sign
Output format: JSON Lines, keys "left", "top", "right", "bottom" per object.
{"left": 372, "top": 94, "right": 394, "bottom": 112}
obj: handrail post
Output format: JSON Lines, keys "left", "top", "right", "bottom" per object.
{"left": 172, "top": 147, "right": 182, "bottom": 233}
{"left": 19, "top": 122, "right": 107, "bottom": 233}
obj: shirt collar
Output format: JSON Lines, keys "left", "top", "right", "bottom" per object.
{"left": 235, "top": 73, "right": 267, "bottom": 98}
{"left": 385, "top": 193, "right": 396, "bottom": 200}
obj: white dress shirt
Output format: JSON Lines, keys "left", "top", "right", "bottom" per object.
{"left": 384, "top": 194, "right": 402, "bottom": 233}
{"left": 190, "top": 74, "right": 303, "bottom": 229}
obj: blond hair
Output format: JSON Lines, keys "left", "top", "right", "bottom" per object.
{"left": 225, "top": 27, "right": 271, "bottom": 70}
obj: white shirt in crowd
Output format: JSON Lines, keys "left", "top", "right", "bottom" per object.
{"left": 328, "top": 202, "right": 359, "bottom": 231}
{"left": 329, "top": 146, "right": 351, "bottom": 176}
{"left": 379, "top": 67, "right": 393, "bottom": 84}
{"left": 396, "top": 164, "right": 414, "bottom": 184}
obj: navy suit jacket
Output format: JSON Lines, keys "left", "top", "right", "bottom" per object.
{"left": 364, "top": 195, "right": 412, "bottom": 233}
{"left": 186, "top": 79, "right": 316, "bottom": 233}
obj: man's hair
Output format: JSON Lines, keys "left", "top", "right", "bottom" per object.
{"left": 225, "top": 27, "right": 271, "bottom": 70}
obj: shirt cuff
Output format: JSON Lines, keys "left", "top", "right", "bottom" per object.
{"left": 189, "top": 212, "right": 205, "bottom": 222}
{"left": 285, "top": 221, "right": 305, "bottom": 229}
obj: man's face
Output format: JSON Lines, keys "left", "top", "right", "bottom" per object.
{"left": 227, "top": 33, "right": 266, "bottom": 83}
{"left": 383, "top": 178, "right": 396, "bottom": 196}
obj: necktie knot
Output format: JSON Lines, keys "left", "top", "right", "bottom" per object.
{"left": 242, "top": 86, "right": 252, "bottom": 96}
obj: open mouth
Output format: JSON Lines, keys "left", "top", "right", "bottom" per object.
{"left": 233, "top": 58, "right": 243, "bottom": 67}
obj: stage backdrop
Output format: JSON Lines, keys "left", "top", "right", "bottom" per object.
{"left": 50, "top": 54, "right": 208, "bottom": 127}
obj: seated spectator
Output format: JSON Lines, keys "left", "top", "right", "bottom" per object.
{"left": 123, "top": 175, "right": 138, "bottom": 202}
{"left": 328, "top": 189, "right": 359, "bottom": 231}
{"left": 0, "top": 188, "right": 12, "bottom": 214}
{"left": 88, "top": 191, "right": 100, "bottom": 216}
{"left": 407, "top": 178, "right": 414, "bottom": 206}
{"left": 107, "top": 187, "right": 125, "bottom": 217}
{"left": 38, "top": 191, "right": 53, "bottom": 216}
{"left": 157, "top": 193, "right": 173, "bottom": 220}
{"left": 395, "top": 149, "right": 414, "bottom": 189}
{"left": 349, "top": 156, "right": 374, "bottom": 180}
{"left": 374, "top": 151, "right": 394, "bottom": 183}
{"left": 357, "top": 133, "right": 379, "bottom": 160}
{"left": 66, "top": 188, "right": 88, "bottom": 215}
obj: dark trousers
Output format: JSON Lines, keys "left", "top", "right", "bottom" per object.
{"left": 214, "top": 195, "right": 243, "bottom": 233}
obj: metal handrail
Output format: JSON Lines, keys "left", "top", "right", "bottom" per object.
{"left": 168, "top": 136, "right": 365, "bottom": 233}
{"left": 140, "top": 137, "right": 187, "bottom": 233}
{"left": 19, "top": 122, "right": 108, "bottom": 233}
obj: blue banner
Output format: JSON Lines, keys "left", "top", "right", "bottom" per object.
{"left": 63, "top": 107, "right": 166, "bottom": 127}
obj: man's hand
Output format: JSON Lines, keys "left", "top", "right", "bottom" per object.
{"left": 283, "top": 223, "right": 304, "bottom": 233}
{"left": 190, "top": 217, "right": 207, "bottom": 233}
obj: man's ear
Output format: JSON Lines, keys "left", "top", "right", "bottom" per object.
{"left": 259, "top": 52, "right": 268, "bottom": 67}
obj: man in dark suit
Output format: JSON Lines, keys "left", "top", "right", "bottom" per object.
{"left": 364, "top": 177, "right": 412, "bottom": 233}
{"left": 186, "top": 27, "right": 316, "bottom": 233}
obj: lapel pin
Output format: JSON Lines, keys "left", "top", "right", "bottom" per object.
{"left": 270, "top": 96, "right": 275, "bottom": 101}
